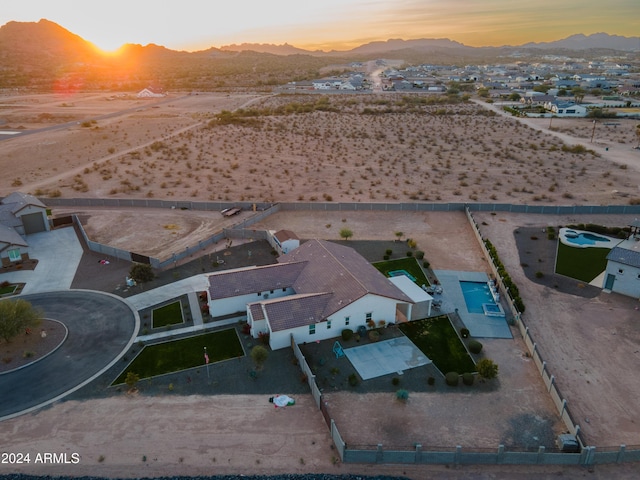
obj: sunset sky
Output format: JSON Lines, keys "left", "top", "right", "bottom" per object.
{"left": 2, "top": 0, "right": 638, "bottom": 52}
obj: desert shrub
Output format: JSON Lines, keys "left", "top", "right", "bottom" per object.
{"left": 348, "top": 373, "right": 359, "bottom": 387}
{"left": 468, "top": 340, "right": 483, "bottom": 354}
{"left": 385, "top": 249, "right": 393, "bottom": 256}
{"left": 415, "top": 250, "right": 425, "bottom": 260}
{"left": 241, "top": 323, "right": 251, "bottom": 335}
{"left": 460, "top": 328, "right": 470, "bottom": 338}
{"left": 445, "top": 371, "right": 459, "bottom": 386}
{"left": 396, "top": 389, "right": 409, "bottom": 401}
{"left": 341, "top": 328, "right": 353, "bottom": 341}
{"left": 366, "top": 319, "right": 376, "bottom": 329}
{"left": 427, "top": 376, "right": 435, "bottom": 386}
{"left": 392, "top": 377, "right": 400, "bottom": 386}
{"left": 462, "top": 372, "right": 475, "bottom": 386}
{"left": 406, "top": 251, "right": 413, "bottom": 257}
{"left": 407, "top": 239, "right": 417, "bottom": 249}
{"left": 383, "top": 255, "right": 390, "bottom": 260}
{"left": 129, "top": 263, "right": 154, "bottom": 283}
{"left": 423, "top": 261, "right": 430, "bottom": 269}
{"left": 368, "top": 330, "right": 380, "bottom": 342}
{"left": 535, "top": 271, "right": 544, "bottom": 278}
{"left": 476, "top": 358, "right": 499, "bottom": 380}
{"left": 547, "top": 231, "right": 556, "bottom": 240}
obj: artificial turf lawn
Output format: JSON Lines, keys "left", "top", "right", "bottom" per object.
{"left": 0, "top": 284, "right": 17, "bottom": 295}
{"left": 398, "top": 315, "right": 476, "bottom": 374}
{"left": 113, "top": 328, "right": 244, "bottom": 384}
{"left": 152, "top": 301, "right": 184, "bottom": 328}
{"left": 372, "top": 257, "right": 429, "bottom": 286}
{"left": 555, "top": 242, "right": 610, "bottom": 283}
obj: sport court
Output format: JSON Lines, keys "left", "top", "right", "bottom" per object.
{"left": 343, "top": 336, "right": 431, "bottom": 380}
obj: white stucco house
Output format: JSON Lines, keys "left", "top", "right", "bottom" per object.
{"left": 268, "top": 229, "right": 300, "bottom": 255}
{"left": 206, "top": 239, "right": 420, "bottom": 350}
{"left": 603, "top": 221, "right": 640, "bottom": 297}
{"left": 0, "top": 192, "right": 49, "bottom": 267}
{"left": 136, "top": 87, "right": 165, "bottom": 98}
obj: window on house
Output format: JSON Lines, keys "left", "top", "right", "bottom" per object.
{"left": 566, "top": 109, "right": 575, "bottom": 114}
{"left": 282, "top": 288, "right": 286, "bottom": 292}
{"left": 366, "top": 312, "right": 372, "bottom": 321}
{"left": 257, "top": 292, "right": 261, "bottom": 296}
{"left": 8, "top": 249, "right": 21, "bottom": 262}
{"left": 270, "top": 290, "right": 274, "bottom": 294}
{"left": 345, "top": 316, "right": 350, "bottom": 326}
{"left": 618, "top": 268, "right": 624, "bottom": 274}
{"left": 309, "top": 324, "right": 316, "bottom": 335}
{"left": 327, "top": 320, "right": 331, "bottom": 329}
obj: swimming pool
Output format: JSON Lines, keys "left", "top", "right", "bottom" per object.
{"left": 564, "top": 230, "right": 611, "bottom": 246}
{"left": 460, "top": 281, "right": 496, "bottom": 314}
{"left": 559, "top": 228, "right": 617, "bottom": 248}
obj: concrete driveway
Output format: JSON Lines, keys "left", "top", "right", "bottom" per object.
{"left": 0, "top": 290, "right": 138, "bottom": 420}
{"left": 0, "top": 227, "right": 83, "bottom": 294}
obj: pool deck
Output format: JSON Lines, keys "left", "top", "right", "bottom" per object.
{"left": 432, "top": 270, "right": 513, "bottom": 339}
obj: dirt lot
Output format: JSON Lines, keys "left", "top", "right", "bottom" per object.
{"left": 2, "top": 92, "right": 640, "bottom": 205}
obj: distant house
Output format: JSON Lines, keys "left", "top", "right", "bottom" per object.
{"left": 137, "top": 87, "right": 165, "bottom": 98}
{"left": 206, "top": 239, "right": 417, "bottom": 350}
{"left": 0, "top": 192, "right": 49, "bottom": 267}
{"left": 546, "top": 101, "right": 587, "bottom": 117}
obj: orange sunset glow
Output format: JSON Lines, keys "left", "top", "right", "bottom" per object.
{"left": 2, "top": 0, "right": 638, "bottom": 53}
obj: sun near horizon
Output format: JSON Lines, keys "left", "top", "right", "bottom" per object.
{"left": 2, "top": 0, "right": 638, "bottom": 53}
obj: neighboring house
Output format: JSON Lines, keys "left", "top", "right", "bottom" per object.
{"left": 206, "top": 239, "right": 417, "bottom": 350}
{"left": 603, "top": 222, "right": 640, "bottom": 297}
{"left": 545, "top": 101, "right": 588, "bottom": 117}
{"left": 0, "top": 223, "right": 29, "bottom": 267}
{"left": 268, "top": 229, "right": 300, "bottom": 255}
{"left": 0, "top": 192, "right": 49, "bottom": 266}
{"left": 136, "top": 87, "right": 165, "bottom": 98}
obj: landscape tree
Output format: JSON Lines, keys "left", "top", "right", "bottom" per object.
{"left": 394, "top": 231, "right": 404, "bottom": 242}
{"left": 339, "top": 228, "right": 353, "bottom": 241}
{"left": 124, "top": 371, "right": 140, "bottom": 391}
{"left": 572, "top": 87, "right": 586, "bottom": 104}
{"left": 250, "top": 345, "right": 268, "bottom": 369}
{"left": 508, "top": 92, "right": 521, "bottom": 102}
{"left": 476, "top": 358, "right": 499, "bottom": 381}
{"left": 129, "top": 263, "right": 155, "bottom": 283}
{"left": 0, "top": 298, "right": 42, "bottom": 343}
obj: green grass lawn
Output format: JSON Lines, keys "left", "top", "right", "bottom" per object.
{"left": 372, "top": 257, "right": 429, "bottom": 286}
{"left": 113, "top": 329, "right": 244, "bottom": 384}
{"left": 398, "top": 316, "right": 476, "bottom": 374}
{"left": 0, "top": 284, "right": 17, "bottom": 295}
{"left": 152, "top": 301, "right": 184, "bottom": 328}
{"left": 555, "top": 242, "right": 610, "bottom": 282}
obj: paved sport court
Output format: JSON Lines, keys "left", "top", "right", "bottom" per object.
{"left": 344, "top": 336, "right": 431, "bottom": 380}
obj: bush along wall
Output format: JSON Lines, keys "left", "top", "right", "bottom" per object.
{"left": 484, "top": 239, "right": 525, "bottom": 313}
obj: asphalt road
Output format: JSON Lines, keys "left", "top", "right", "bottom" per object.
{"left": 0, "top": 291, "right": 138, "bottom": 420}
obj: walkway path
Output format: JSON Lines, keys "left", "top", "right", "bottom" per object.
{"left": 471, "top": 99, "right": 640, "bottom": 170}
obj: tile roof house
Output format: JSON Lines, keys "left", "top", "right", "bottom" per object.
{"left": 268, "top": 229, "right": 300, "bottom": 255}
{"left": 603, "top": 221, "right": 640, "bottom": 297}
{"left": 207, "top": 239, "right": 416, "bottom": 349}
{"left": 0, "top": 192, "right": 49, "bottom": 267}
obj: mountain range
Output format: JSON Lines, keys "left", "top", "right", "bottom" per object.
{"left": 0, "top": 19, "right": 638, "bottom": 92}
{"left": 1, "top": 19, "right": 638, "bottom": 59}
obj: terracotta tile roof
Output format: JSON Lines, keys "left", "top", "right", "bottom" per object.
{"left": 249, "top": 303, "right": 265, "bottom": 321}
{"left": 278, "top": 239, "right": 412, "bottom": 318}
{"left": 274, "top": 229, "right": 299, "bottom": 242}
{"left": 256, "top": 293, "right": 333, "bottom": 332}
{"left": 208, "top": 261, "right": 306, "bottom": 300}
